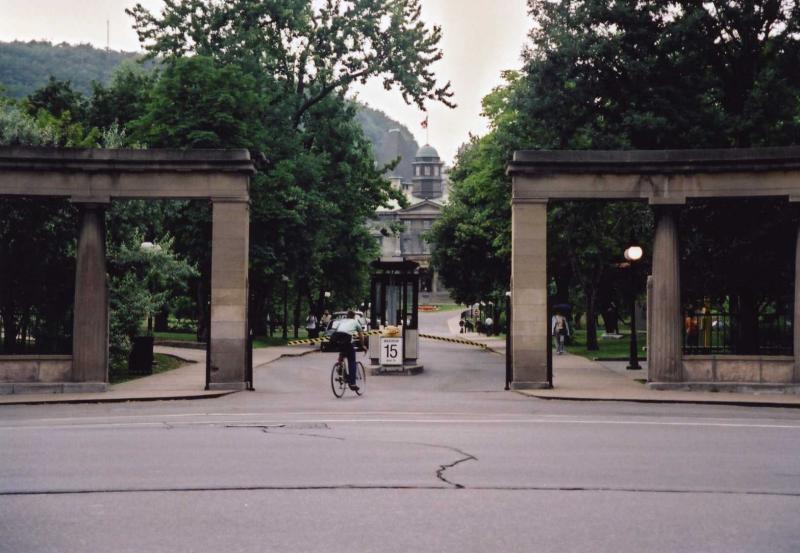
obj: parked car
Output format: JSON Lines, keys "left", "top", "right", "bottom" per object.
{"left": 320, "top": 311, "right": 369, "bottom": 351}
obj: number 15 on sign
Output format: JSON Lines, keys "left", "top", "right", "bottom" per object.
{"left": 380, "top": 337, "right": 402, "bottom": 366}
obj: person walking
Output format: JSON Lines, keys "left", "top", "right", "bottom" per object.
{"left": 552, "top": 312, "right": 570, "bottom": 354}
{"left": 305, "top": 312, "right": 319, "bottom": 339}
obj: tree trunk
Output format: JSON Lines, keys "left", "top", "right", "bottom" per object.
{"left": 154, "top": 307, "right": 169, "bottom": 332}
{"left": 586, "top": 290, "right": 599, "bottom": 351}
{"left": 293, "top": 284, "right": 302, "bottom": 339}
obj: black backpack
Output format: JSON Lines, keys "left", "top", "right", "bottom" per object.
{"left": 329, "top": 331, "right": 352, "bottom": 348}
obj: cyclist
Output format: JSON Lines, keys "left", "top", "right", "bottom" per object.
{"left": 331, "top": 310, "right": 366, "bottom": 392}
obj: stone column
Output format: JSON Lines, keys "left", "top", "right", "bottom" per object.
{"left": 649, "top": 206, "right": 683, "bottom": 383}
{"left": 209, "top": 200, "right": 250, "bottom": 389}
{"left": 72, "top": 202, "right": 109, "bottom": 383}
{"left": 511, "top": 198, "right": 550, "bottom": 389}
{"left": 794, "top": 217, "right": 800, "bottom": 382}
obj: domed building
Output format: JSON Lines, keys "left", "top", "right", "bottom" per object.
{"left": 371, "top": 141, "right": 452, "bottom": 304}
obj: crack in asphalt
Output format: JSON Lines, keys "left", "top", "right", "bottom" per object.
{"left": 435, "top": 452, "right": 477, "bottom": 489}
{"left": 225, "top": 423, "right": 479, "bottom": 487}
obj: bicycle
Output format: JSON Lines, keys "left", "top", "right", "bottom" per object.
{"left": 330, "top": 353, "right": 366, "bottom": 398}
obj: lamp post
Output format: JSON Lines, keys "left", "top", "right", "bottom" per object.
{"left": 324, "top": 290, "right": 331, "bottom": 315}
{"left": 282, "top": 274, "right": 289, "bottom": 340}
{"left": 505, "top": 290, "right": 511, "bottom": 390}
{"left": 624, "top": 245, "right": 643, "bottom": 370}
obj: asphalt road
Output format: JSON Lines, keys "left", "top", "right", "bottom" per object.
{"left": 2, "top": 339, "right": 800, "bottom": 552}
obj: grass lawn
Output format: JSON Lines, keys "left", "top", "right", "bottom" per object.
{"left": 153, "top": 331, "right": 197, "bottom": 342}
{"left": 110, "top": 353, "right": 186, "bottom": 384}
{"left": 428, "top": 303, "right": 465, "bottom": 312}
{"left": 566, "top": 329, "right": 647, "bottom": 360}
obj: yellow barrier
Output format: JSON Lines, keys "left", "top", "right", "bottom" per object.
{"left": 418, "top": 333, "right": 489, "bottom": 349}
{"left": 287, "top": 329, "right": 382, "bottom": 346}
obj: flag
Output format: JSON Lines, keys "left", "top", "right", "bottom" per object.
{"left": 421, "top": 115, "right": 428, "bottom": 129}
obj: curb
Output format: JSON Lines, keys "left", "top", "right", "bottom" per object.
{"left": 516, "top": 391, "right": 800, "bottom": 409}
{"left": 0, "top": 390, "right": 237, "bottom": 407}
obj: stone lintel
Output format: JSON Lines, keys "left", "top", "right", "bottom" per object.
{"left": 70, "top": 196, "right": 111, "bottom": 205}
{"left": 508, "top": 147, "right": 800, "bottom": 176}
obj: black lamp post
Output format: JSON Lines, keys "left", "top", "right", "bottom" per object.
{"left": 624, "top": 245, "right": 643, "bottom": 370}
{"left": 281, "top": 274, "right": 289, "bottom": 340}
{"left": 505, "top": 290, "right": 511, "bottom": 390}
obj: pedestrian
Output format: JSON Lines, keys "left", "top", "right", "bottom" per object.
{"left": 306, "top": 312, "right": 319, "bottom": 339}
{"left": 484, "top": 316, "right": 494, "bottom": 336}
{"left": 320, "top": 310, "right": 332, "bottom": 331}
{"left": 552, "top": 312, "right": 569, "bottom": 354}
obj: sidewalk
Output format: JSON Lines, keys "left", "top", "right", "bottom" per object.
{"left": 0, "top": 344, "right": 317, "bottom": 406}
{"left": 427, "top": 319, "right": 800, "bottom": 408}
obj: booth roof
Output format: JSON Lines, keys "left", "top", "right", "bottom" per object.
{"left": 370, "top": 259, "right": 420, "bottom": 273}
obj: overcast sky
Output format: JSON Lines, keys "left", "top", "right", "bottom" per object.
{"left": 0, "top": 0, "right": 530, "bottom": 164}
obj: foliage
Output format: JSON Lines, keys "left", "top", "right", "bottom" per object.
{"left": 130, "top": 57, "right": 267, "bottom": 149}
{"left": 107, "top": 233, "right": 198, "bottom": 370}
{"left": 0, "top": 40, "right": 142, "bottom": 99}
{"left": 0, "top": 103, "right": 74, "bottom": 354}
{"left": 430, "top": 72, "right": 520, "bottom": 304}
{"left": 433, "top": 0, "right": 800, "bottom": 351}
{"left": 127, "top": 0, "right": 454, "bottom": 126}
{"left": 88, "top": 62, "right": 155, "bottom": 132}
{"left": 124, "top": 0, "right": 454, "bottom": 332}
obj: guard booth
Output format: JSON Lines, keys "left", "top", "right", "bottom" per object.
{"left": 368, "top": 257, "right": 423, "bottom": 374}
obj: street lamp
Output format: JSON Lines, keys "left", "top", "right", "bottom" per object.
{"left": 282, "top": 274, "right": 289, "bottom": 340}
{"left": 505, "top": 290, "right": 511, "bottom": 390}
{"left": 624, "top": 245, "right": 643, "bottom": 370}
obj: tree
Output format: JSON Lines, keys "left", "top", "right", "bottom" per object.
{"left": 126, "top": 0, "right": 454, "bottom": 128}
{"left": 0, "top": 103, "right": 74, "bottom": 354}
{"left": 130, "top": 57, "right": 267, "bottom": 149}
{"left": 430, "top": 73, "right": 520, "bottom": 304}
{"left": 88, "top": 62, "right": 155, "bottom": 132}
{"left": 107, "top": 233, "right": 198, "bottom": 374}
{"left": 515, "top": 0, "right": 800, "bottom": 349}
{"left": 123, "top": 2, "right": 453, "bottom": 336}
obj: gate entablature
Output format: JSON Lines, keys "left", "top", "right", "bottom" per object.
{"left": 0, "top": 146, "right": 254, "bottom": 392}
{"left": 507, "top": 147, "right": 800, "bottom": 392}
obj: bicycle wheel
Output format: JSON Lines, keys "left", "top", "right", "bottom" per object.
{"left": 331, "top": 361, "right": 346, "bottom": 398}
{"left": 354, "top": 361, "right": 366, "bottom": 396}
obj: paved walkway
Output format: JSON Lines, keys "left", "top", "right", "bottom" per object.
{"left": 423, "top": 317, "right": 800, "bottom": 409}
{"left": 0, "top": 344, "right": 317, "bottom": 406}
{"left": 4, "top": 317, "right": 800, "bottom": 407}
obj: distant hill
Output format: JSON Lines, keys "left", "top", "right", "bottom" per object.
{"left": 356, "top": 105, "right": 420, "bottom": 182}
{"left": 0, "top": 40, "right": 141, "bottom": 98}
{"left": 0, "top": 40, "right": 420, "bottom": 181}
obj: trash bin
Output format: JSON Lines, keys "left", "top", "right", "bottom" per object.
{"left": 128, "top": 335, "right": 154, "bottom": 376}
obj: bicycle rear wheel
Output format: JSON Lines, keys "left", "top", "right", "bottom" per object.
{"left": 331, "top": 361, "right": 346, "bottom": 398}
{"left": 354, "top": 361, "right": 366, "bottom": 396}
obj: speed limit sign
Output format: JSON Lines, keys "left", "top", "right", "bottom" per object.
{"left": 380, "top": 337, "right": 402, "bottom": 366}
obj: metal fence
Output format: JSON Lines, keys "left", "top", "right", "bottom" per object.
{"left": 683, "top": 310, "right": 792, "bottom": 356}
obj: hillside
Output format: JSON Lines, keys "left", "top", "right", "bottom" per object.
{"left": 0, "top": 40, "right": 420, "bottom": 181}
{"left": 355, "top": 105, "right": 420, "bottom": 182}
{"left": 0, "top": 40, "right": 141, "bottom": 98}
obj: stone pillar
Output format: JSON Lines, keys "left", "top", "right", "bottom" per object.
{"left": 72, "top": 202, "right": 109, "bottom": 383}
{"left": 794, "top": 218, "right": 800, "bottom": 382}
{"left": 511, "top": 198, "right": 550, "bottom": 389}
{"left": 649, "top": 206, "right": 683, "bottom": 383}
{"left": 209, "top": 200, "right": 250, "bottom": 389}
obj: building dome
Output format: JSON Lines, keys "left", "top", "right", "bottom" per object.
{"left": 416, "top": 144, "right": 439, "bottom": 159}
